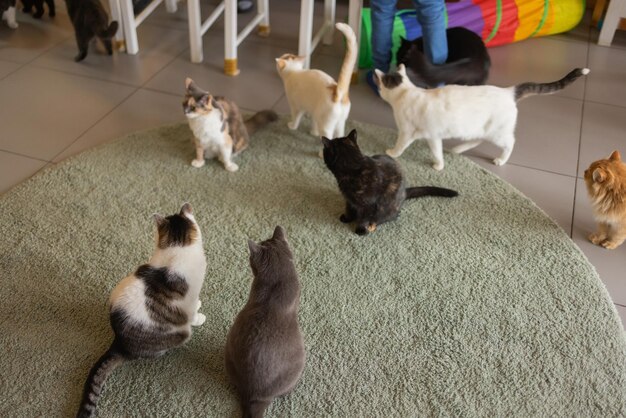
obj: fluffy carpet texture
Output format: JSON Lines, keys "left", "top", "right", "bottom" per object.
{"left": 0, "top": 118, "right": 625, "bottom": 417}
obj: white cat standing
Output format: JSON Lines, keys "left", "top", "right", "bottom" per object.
{"left": 276, "top": 22, "right": 357, "bottom": 144}
{"left": 375, "top": 65, "right": 589, "bottom": 170}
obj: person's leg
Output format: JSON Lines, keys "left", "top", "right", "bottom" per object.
{"left": 370, "top": 0, "right": 397, "bottom": 73}
{"left": 413, "top": 0, "right": 447, "bottom": 65}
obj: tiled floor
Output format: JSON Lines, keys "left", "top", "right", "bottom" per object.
{"left": 0, "top": 2, "right": 624, "bottom": 322}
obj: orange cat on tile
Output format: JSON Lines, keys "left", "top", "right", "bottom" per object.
{"left": 584, "top": 150, "right": 626, "bottom": 250}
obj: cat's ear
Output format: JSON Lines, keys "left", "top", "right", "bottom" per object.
{"left": 275, "top": 58, "right": 286, "bottom": 71}
{"left": 347, "top": 129, "right": 357, "bottom": 144}
{"left": 248, "top": 239, "right": 261, "bottom": 255}
{"left": 180, "top": 202, "right": 193, "bottom": 216}
{"left": 153, "top": 213, "right": 166, "bottom": 227}
{"left": 185, "top": 77, "right": 194, "bottom": 90}
{"left": 272, "top": 225, "right": 286, "bottom": 241}
{"left": 609, "top": 150, "right": 621, "bottom": 161}
{"left": 197, "top": 94, "right": 210, "bottom": 107}
{"left": 397, "top": 64, "right": 407, "bottom": 76}
{"left": 321, "top": 137, "right": 332, "bottom": 148}
{"left": 593, "top": 168, "right": 607, "bottom": 183}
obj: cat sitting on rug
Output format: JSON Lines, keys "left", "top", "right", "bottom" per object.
{"left": 225, "top": 226, "right": 305, "bottom": 418}
{"left": 275, "top": 22, "right": 357, "bottom": 146}
{"left": 374, "top": 65, "right": 589, "bottom": 171}
{"left": 76, "top": 203, "right": 207, "bottom": 418}
{"left": 584, "top": 151, "right": 626, "bottom": 250}
{"left": 1, "top": 0, "right": 18, "bottom": 28}
{"left": 322, "top": 129, "right": 458, "bottom": 235}
{"left": 396, "top": 27, "right": 490, "bottom": 88}
{"left": 183, "top": 78, "right": 278, "bottom": 172}
{"left": 65, "top": 0, "right": 118, "bottom": 62}
{"left": 22, "top": 0, "right": 55, "bottom": 19}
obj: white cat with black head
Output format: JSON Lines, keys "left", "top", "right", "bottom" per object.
{"left": 375, "top": 64, "right": 589, "bottom": 171}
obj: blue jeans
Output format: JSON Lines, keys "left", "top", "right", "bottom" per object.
{"left": 371, "top": 0, "right": 447, "bottom": 72}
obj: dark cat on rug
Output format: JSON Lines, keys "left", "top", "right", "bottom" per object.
{"left": 396, "top": 27, "right": 490, "bottom": 88}
{"left": 22, "top": 0, "right": 55, "bottom": 18}
{"left": 76, "top": 204, "right": 207, "bottom": 418}
{"left": 225, "top": 226, "right": 305, "bottom": 418}
{"left": 322, "top": 129, "right": 458, "bottom": 235}
{"left": 64, "top": 0, "right": 118, "bottom": 62}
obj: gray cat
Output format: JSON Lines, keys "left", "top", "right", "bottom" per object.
{"left": 225, "top": 226, "right": 305, "bottom": 418}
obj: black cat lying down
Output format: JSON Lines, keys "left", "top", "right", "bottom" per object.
{"left": 396, "top": 27, "right": 490, "bottom": 88}
{"left": 322, "top": 129, "right": 458, "bottom": 235}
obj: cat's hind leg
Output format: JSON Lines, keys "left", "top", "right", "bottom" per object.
{"left": 493, "top": 143, "right": 514, "bottom": 166}
{"left": 450, "top": 140, "right": 483, "bottom": 155}
{"left": 426, "top": 138, "right": 445, "bottom": 171}
{"left": 33, "top": 1, "right": 44, "bottom": 18}
{"left": 4, "top": 6, "right": 18, "bottom": 28}
{"left": 218, "top": 139, "right": 239, "bottom": 172}
{"left": 288, "top": 109, "right": 304, "bottom": 130}
{"left": 491, "top": 132, "right": 515, "bottom": 166}
{"left": 386, "top": 131, "right": 415, "bottom": 159}
{"left": 46, "top": 0, "right": 55, "bottom": 17}
{"left": 74, "top": 32, "right": 90, "bottom": 62}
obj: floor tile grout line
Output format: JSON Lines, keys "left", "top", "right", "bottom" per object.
{"left": 465, "top": 156, "right": 582, "bottom": 179}
{"left": 616, "top": 303, "right": 626, "bottom": 308}
{"left": 48, "top": 87, "right": 140, "bottom": 163}
{"left": 28, "top": 63, "right": 140, "bottom": 88}
{"left": 0, "top": 148, "right": 51, "bottom": 163}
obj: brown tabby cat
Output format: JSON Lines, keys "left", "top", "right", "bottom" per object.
{"left": 584, "top": 150, "right": 626, "bottom": 250}
{"left": 225, "top": 226, "right": 305, "bottom": 418}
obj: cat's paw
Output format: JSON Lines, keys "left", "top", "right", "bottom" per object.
{"left": 432, "top": 161, "right": 444, "bottom": 171}
{"left": 225, "top": 163, "right": 239, "bottom": 172}
{"left": 367, "top": 223, "right": 377, "bottom": 233}
{"left": 493, "top": 157, "right": 506, "bottom": 166}
{"left": 7, "top": 21, "right": 18, "bottom": 29}
{"left": 74, "top": 52, "right": 87, "bottom": 62}
{"left": 191, "top": 158, "right": 205, "bottom": 168}
{"left": 287, "top": 121, "right": 298, "bottom": 130}
{"left": 192, "top": 313, "right": 206, "bottom": 326}
{"left": 355, "top": 226, "right": 369, "bottom": 236}
{"left": 589, "top": 233, "right": 607, "bottom": 245}
{"left": 339, "top": 214, "right": 352, "bottom": 223}
{"left": 385, "top": 149, "right": 400, "bottom": 159}
{"left": 600, "top": 240, "right": 622, "bottom": 250}
{"left": 195, "top": 300, "right": 202, "bottom": 311}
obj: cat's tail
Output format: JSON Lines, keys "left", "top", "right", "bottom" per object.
{"left": 76, "top": 344, "right": 126, "bottom": 418}
{"left": 406, "top": 186, "right": 458, "bottom": 200}
{"left": 514, "top": 68, "right": 589, "bottom": 101}
{"left": 242, "top": 400, "right": 271, "bottom": 418}
{"left": 333, "top": 22, "right": 358, "bottom": 103}
{"left": 98, "top": 21, "right": 119, "bottom": 39}
{"left": 244, "top": 110, "right": 279, "bottom": 136}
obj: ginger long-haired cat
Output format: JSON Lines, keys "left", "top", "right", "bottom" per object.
{"left": 584, "top": 150, "right": 626, "bottom": 250}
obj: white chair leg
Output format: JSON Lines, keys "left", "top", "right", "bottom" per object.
{"left": 298, "top": 0, "right": 314, "bottom": 69}
{"left": 165, "top": 0, "right": 178, "bottom": 13}
{"left": 599, "top": 0, "right": 626, "bottom": 46}
{"left": 120, "top": 0, "right": 138, "bottom": 54}
{"left": 108, "top": 0, "right": 125, "bottom": 51}
{"left": 188, "top": 0, "right": 203, "bottom": 63}
{"left": 258, "top": 0, "right": 270, "bottom": 36}
{"left": 224, "top": 0, "right": 239, "bottom": 75}
{"left": 323, "top": 0, "right": 336, "bottom": 45}
{"left": 348, "top": 0, "right": 363, "bottom": 82}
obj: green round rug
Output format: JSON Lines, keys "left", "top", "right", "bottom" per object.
{"left": 0, "top": 118, "right": 625, "bottom": 417}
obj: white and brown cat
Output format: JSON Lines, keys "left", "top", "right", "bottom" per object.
{"left": 585, "top": 150, "right": 626, "bottom": 250}
{"left": 275, "top": 22, "right": 357, "bottom": 147}
{"left": 374, "top": 65, "right": 589, "bottom": 171}
{"left": 183, "top": 78, "right": 277, "bottom": 172}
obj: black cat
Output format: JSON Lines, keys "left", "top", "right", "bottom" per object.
{"left": 64, "top": 0, "right": 118, "bottom": 62}
{"left": 396, "top": 27, "right": 490, "bottom": 88}
{"left": 22, "top": 0, "right": 55, "bottom": 18}
{"left": 322, "top": 129, "right": 458, "bottom": 235}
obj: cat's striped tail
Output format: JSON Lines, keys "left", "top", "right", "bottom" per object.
{"left": 76, "top": 344, "right": 126, "bottom": 418}
{"left": 406, "top": 186, "right": 458, "bottom": 200}
{"left": 514, "top": 68, "right": 589, "bottom": 101}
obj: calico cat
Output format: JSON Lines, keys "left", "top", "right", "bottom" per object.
{"left": 225, "top": 226, "right": 305, "bottom": 418}
{"left": 1, "top": 0, "right": 18, "bottom": 28}
{"left": 22, "top": 0, "right": 55, "bottom": 19}
{"left": 396, "top": 27, "right": 490, "bottom": 88}
{"left": 275, "top": 22, "right": 357, "bottom": 144}
{"left": 322, "top": 129, "right": 458, "bottom": 235}
{"left": 183, "top": 78, "right": 278, "bottom": 172}
{"left": 375, "top": 65, "right": 589, "bottom": 171}
{"left": 64, "top": 0, "right": 118, "bottom": 62}
{"left": 76, "top": 203, "right": 207, "bottom": 418}
{"left": 584, "top": 151, "right": 626, "bottom": 250}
